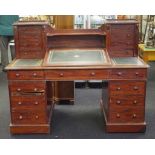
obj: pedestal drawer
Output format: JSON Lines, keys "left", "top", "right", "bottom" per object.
{"left": 11, "top": 111, "right": 48, "bottom": 124}
{"left": 109, "top": 81, "right": 146, "bottom": 95}
{"left": 109, "top": 96, "right": 145, "bottom": 107}
{"left": 108, "top": 107, "right": 145, "bottom": 123}
{"left": 10, "top": 96, "right": 46, "bottom": 110}
{"left": 9, "top": 81, "right": 46, "bottom": 94}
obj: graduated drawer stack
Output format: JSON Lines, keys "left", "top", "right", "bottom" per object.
{"left": 104, "top": 68, "right": 147, "bottom": 132}
{"left": 7, "top": 70, "right": 51, "bottom": 134}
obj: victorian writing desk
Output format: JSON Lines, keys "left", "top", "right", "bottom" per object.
{"left": 6, "top": 20, "right": 148, "bottom": 134}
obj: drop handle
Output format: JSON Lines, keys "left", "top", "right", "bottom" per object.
{"left": 59, "top": 73, "right": 64, "bottom": 77}
{"left": 19, "top": 115, "right": 23, "bottom": 120}
{"left": 133, "top": 86, "right": 139, "bottom": 90}
{"left": 132, "top": 114, "right": 137, "bottom": 118}
{"left": 90, "top": 72, "right": 95, "bottom": 76}
{"left": 116, "top": 100, "right": 121, "bottom": 105}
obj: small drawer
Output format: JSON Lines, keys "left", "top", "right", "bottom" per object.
{"left": 108, "top": 107, "right": 145, "bottom": 123}
{"left": 109, "top": 81, "right": 146, "bottom": 96}
{"left": 11, "top": 111, "right": 48, "bottom": 124}
{"left": 9, "top": 81, "right": 46, "bottom": 94}
{"left": 109, "top": 96, "right": 145, "bottom": 107}
{"left": 110, "top": 69, "right": 147, "bottom": 79}
{"left": 45, "top": 69, "right": 110, "bottom": 80}
{"left": 8, "top": 70, "right": 44, "bottom": 80}
{"left": 10, "top": 96, "right": 46, "bottom": 110}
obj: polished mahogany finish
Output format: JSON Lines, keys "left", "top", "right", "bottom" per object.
{"left": 6, "top": 20, "right": 148, "bottom": 134}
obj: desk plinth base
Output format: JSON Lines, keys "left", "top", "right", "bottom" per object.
{"left": 100, "top": 100, "right": 146, "bottom": 133}
{"left": 10, "top": 124, "right": 51, "bottom": 134}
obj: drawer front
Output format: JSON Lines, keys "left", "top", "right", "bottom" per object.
{"left": 110, "top": 69, "right": 147, "bottom": 79}
{"left": 108, "top": 50, "right": 134, "bottom": 57}
{"left": 45, "top": 69, "right": 110, "bottom": 80}
{"left": 8, "top": 71, "right": 44, "bottom": 80}
{"left": 9, "top": 81, "right": 46, "bottom": 93}
{"left": 11, "top": 111, "right": 47, "bottom": 124}
{"left": 110, "top": 96, "right": 145, "bottom": 107}
{"left": 108, "top": 107, "right": 145, "bottom": 123}
{"left": 109, "top": 81, "right": 146, "bottom": 96}
{"left": 10, "top": 96, "right": 46, "bottom": 110}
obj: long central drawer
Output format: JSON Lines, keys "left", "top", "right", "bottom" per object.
{"left": 45, "top": 69, "right": 110, "bottom": 80}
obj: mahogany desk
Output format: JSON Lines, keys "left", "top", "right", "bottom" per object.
{"left": 6, "top": 20, "right": 148, "bottom": 134}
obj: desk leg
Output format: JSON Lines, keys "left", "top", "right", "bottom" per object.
{"left": 100, "top": 80, "right": 146, "bottom": 133}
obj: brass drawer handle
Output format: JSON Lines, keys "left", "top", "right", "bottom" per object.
{"left": 18, "top": 102, "right": 22, "bottom": 105}
{"left": 116, "top": 100, "right": 121, "bottom": 104}
{"left": 15, "top": 73, "right": 20, "bottom": 77}
{"left": 90, "top": 72, "right": 96, "bottom": 76}
{"left": 34, "top": 101, "right": 39, "bottom": 105}
{"left": 117, "top": 72, "right": 122, "bottom": 76}
{"left": 132, "top": 114, "right": 137, "bottom": 118}
{"left": 116, "top": 113, "right": 120, "bottom": 118}
{"left": 116, "top": 87, "right": 121, "bottom": 90}
{"left": 17, "top": 88, "right": 21, "bottom": 92}
{"left": 59, "top": 73, "right": 64, "bottom": 77}
{"left": 19, "top": 115, "right": 23, "bottom": 120}
{"left": 133, "top": 86, "right": 139, "bottom": 90}
{"left": 35, "top": 115, "right": 39, "bottom": 119}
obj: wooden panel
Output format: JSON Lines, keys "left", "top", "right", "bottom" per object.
{"left": 8, "top": 70, "right": 44, "bottom": 80}
{"left": 47, "top": 35, "right": 105, "bottom": 49}
{"left": 109, "top": 81, "right": 146, "bottom": 96}
{"left": 45, "top": 69, "right": 110, "bottom": 80}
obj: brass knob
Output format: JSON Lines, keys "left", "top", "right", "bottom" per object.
{"left": 133, "top": 100, "right": 137, "bottom": 104}
{"left": 132, "top": 114, "right": 137, "bottom": 118}
{"left": 127, "top": 42, "right": 130, "bottom": 45}
{"left": 18, "top": 102, "right": 22, "bottom": 105}
{"left": 116, "top": 100, "right": 121, "bottom": 104}
{"left": 19, "top": 115, "right": 23, "bottom": 120}
{"left": 34, "top": 101, "right": 39, "bottom": 105}
{"left": 91, "top": 72, "right": 95, "bottom": 76}
{"left": 33, "top": 73, "right": 37, "bottom": 77}
{"left": 17, "top": 88, "right": 21, "bottom": 92}
{"left": 60, "top": 73, "right": 64, "bottom": 77}
{"left": 34, "top": 88, "right": 37, "bottom": 91}
{"left": 35, "top": 115, "right": 39, "bottom": 119}
{"left": 116, "top": 113, "right": 120, "bottom": 118}
{"left": 15, "top": 73, "right": 20, "bottom": 77}
{"left": 116, "top": 87, "right": 121, "bottom": 90}
{"left": 133, "top": 86, "right": 138, "bottom": 90}
{"left": 117, "top": 72, "right": 122, "bottom": 76}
